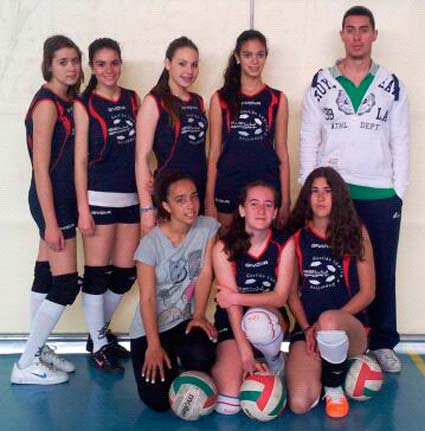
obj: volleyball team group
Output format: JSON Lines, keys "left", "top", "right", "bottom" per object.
{"left": 11, "top": 5, "right": 409, "bottom": 420}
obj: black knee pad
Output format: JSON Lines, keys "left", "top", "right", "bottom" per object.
{"left": 110, "top": 265, "right": 136, "bottom": 294}
{"left": 31, "top": 261, "right": 52, "bottom": 294}
{"left": 82, "top": 265, "right": 112, "bottom": 295}
{"left": 321, "top": 358, "right": 348, "bottom": 388}
{"left": 46, "top": 272, "right": 80, "bottom": 306}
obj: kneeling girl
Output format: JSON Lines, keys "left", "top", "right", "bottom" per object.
{"left": 130, "top": 172, "right": 219, "bottom": 412}
{"left": 286, "top": 167, "right": 375, "bottom": 418}
{"left": 212, "top": 181, "right": 295, "bottom": 414}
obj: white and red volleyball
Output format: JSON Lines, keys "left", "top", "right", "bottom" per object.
{"left": 240, "top": 373, "right": 287, "bottom": 421}
{"left": 169, "top": 371, "right": 217, "bottom": 421}
{"left": 344, "top": 354, "right": 384, "bottom": 401}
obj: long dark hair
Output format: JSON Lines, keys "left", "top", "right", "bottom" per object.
{"left": 151, "top": 36, "right": 198, "bottom": 127}
{"left": 287, "top": 167, "right": 364, "bottom": 259}
{"left": 154, "top": 170, "right": 197, "bottom": 221}
{"left": 219, "top": 30, "right": 268, "bottom": 119}
{"left": 82, "top": 38, "right": 121, "bottom": 97}
{"left": 221, "top": 181, "right": 278, "bottom": 261}
{"left": 41, "top": 35, "right": 83, "bottom": 98}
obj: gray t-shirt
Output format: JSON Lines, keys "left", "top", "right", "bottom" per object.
{"left": 130, "top": 216, "right": 220, "bottom": 339}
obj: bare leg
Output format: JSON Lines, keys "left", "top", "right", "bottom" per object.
{"left": 286, "top": 340, "right": 322, "bottom": 414}
{"left": 212, "top": 339, "right": 243, "bottom": 397}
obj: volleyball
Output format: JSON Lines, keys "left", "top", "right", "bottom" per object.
{"left": 169, "top": 371, "right": 217, "bottom": 421}
{"left": 344, "top": 354, "right": 384, "bottom": 401}
{"left": 240, "top": 373, "right": 286, "bottom": 421}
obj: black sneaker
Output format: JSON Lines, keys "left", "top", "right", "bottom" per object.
{"left": 91, "top": 345, "right": 124, "bottom": 373}
{"left": 86, "top": 330, "right": 130, "bottom": 360}
{"left": 106, "top": 330, "right": 130, "bottom": 360}
{"left": 86, "top": 334, "right": 94, "bottom": 353}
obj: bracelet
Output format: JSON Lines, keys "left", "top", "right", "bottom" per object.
{"left": 303, "top": 326, "right": 312, "bottom": 333}
{"left": 140, "top": 204, "right": 157, "bottom": 214}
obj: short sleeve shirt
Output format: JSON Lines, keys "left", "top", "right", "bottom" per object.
{"left": 129, "top": 216, "right": 220, "bottom": 338}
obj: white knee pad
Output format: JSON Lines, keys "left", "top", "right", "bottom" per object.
{"left": 316, "top": 330, "right": 349, "bottom": 364}
{"left": 241, "top": 308, "right": 282, "bottom": 345}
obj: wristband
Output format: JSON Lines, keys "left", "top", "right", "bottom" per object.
{"left": 303, "top": 326, "right": 312, "bottom": 333}
{"left": 140, "top": 204, "right": 156, "bottom": 214}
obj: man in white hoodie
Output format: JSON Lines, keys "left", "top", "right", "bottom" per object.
{"left": 299, "top": 6, "right": 409, "bottom": 374}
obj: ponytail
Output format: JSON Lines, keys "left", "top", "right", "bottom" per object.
{"left": 219, "top": 55, "right": 242, "bottom": 119}
{"left": 219, "top": 30, "right": 268, "bottom": 119}
{"left": 152, "top": 36, "right": 198, "bottom": 128}
{"left": 151, "top": 69, "right": 179, "bottom": 126}
{"left": 82, "top": 74, "right": 98, "bottom": 97}
{"left": 83, "top": 38, "right": 121, "bottom": 98}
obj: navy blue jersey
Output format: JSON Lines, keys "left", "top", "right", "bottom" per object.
{"left": 294, "top": 225, "right": 367, "bottom": 325}
{"left": 234, "top": 229, "right": 291, "bottom": 293}
{"left": 77, "top": 88, "right": 138, "bottom": 193}
{"left": 152, "top": 92, "right": 207, "bottom": 185}
{"left": 26, "top": 86, "right": 75, "bottom": 205}
{"left": 217, "top": 85, "right": 282, "bottom": 179}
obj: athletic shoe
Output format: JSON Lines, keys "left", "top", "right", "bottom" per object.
{"left": 91, "top": 344, "right": 124, "bottom": 373}
{"left": 40, "top": 345, "right": 76, "bottom": 373}
{"left": 86, "top": 334, "right": 95, "bottom": 353}
{"left": 323, "top": 386, "right": 349, "bottom": 418}
{"left": 10, "top": 357, "right": 69, "bottom": 385}
{"left": 372, "top": 348, "right": 401, "bottom": 373}
{"left": 86, "top": 330, "right": 130, "bottom": 360}
{"left": 106, "top": 330, "right": 130, "bottom": 360}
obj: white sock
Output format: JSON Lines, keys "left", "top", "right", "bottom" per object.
{"left": 215, "top": 394, "right": 241, "bottom": 415}
{"left": 241, "top": 308, "right": 284, "bottom": 374}
{"left": 30, "top": 292, "right": 47, "bottom": 326}
{"left": 18, "top": 299, "right": 65, "bottom": 368}
{"left": 316, "top": 330, "right": 349, "bottom": 363}
{"left": 82, "top": 292, "right": 108, "bottom": 352}
{"left": 103, "top": 290, "right": 123, "bottom": 324}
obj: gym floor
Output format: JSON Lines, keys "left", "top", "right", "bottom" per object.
{"left": 1, "top": 341, "right": 424, "bottom": 431}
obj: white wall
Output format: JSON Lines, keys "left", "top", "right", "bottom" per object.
{"left": 0, "top": 0, "right": 423, "bottom": 334}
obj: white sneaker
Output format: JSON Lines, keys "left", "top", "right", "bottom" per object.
{"left": 40, "top": 345, "right": 76, "bottom": 373}
{"left": 11, "top": 357, "right": 69, "bottom": 385}
{"left": 372, "top": 348, "right": 401, "bottom": 373}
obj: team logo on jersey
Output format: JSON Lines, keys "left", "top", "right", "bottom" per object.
{"left": 241, "top": 260, "right": 276, "bottom": 293}
{"left": 336, "top": 90, "right": 375, "bottom": 116}
{"left": 232, "top": 109, "right": 268, "bottom": 142}
{"left": 108, "top": 113, "right": 135, "bottom": 144}
{"left": 303, "top": 256, "right": 343, "bottom": 290}
{"left": 181, "top": 109, "right": 207, "bottom": 145}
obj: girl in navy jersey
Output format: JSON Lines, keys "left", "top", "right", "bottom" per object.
{"left": 130, "top": 172, "right": 219, "bottom": 412}
{"left": 136, "top": 37, "right": 207, "bottom": 233}
{"left": 11, "top": 35, "right": 83, "bottom": 385}
{"left": 211, "top": 182, "right": 295, "bottom": 415}
{"left": 285, "top": 167, "right": 375, "bottom": 418}
{"left": 74, "top": 38, "right": 140, "bottom": 372}
{"left": 206, "top": 30, "right": 290, "bottom": 229}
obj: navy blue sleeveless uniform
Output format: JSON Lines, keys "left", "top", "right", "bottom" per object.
{"left": 151, "top": 92, "right": 207, "bottom": 208}
{"left": 77, "top": 88, "right": 139, "bottom": 224}
{"left": 291, "top": 225, "right": 368, "bottom": 342}
{"left": 215, "top": 229, "right": 291, "bottom": 342}
{"left": 26, "top": 86, "right": 77, "bottom": 239}
{"left": 215, "top": 85, "right": 282, "bottom": 213}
